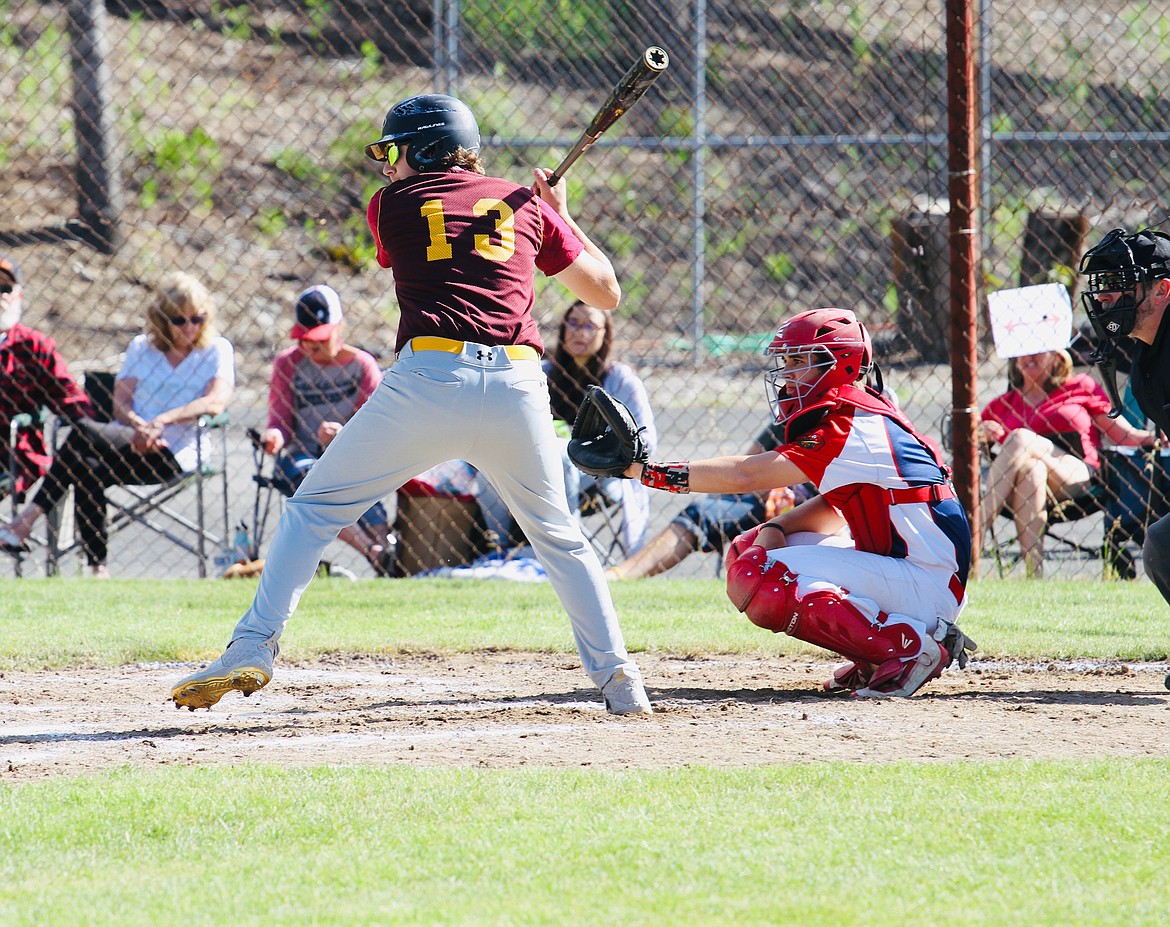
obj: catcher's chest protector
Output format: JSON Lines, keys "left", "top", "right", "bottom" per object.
{"left": 805, "top": 385, "right": 954, "bottom": 557}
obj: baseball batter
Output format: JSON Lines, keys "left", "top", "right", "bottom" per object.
{"left": 172, "top": 94, "right": 652, "bottom": 715}
{"left": 599, "top": 308, "right": 976, "bottom": 697}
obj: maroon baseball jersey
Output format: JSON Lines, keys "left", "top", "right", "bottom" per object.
{"left": 367, "top": 171, "right": 584, "bottom": 353}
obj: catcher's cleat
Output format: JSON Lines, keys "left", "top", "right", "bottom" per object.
{"left": 601, "top": 666, "right": 653, "bottom": 716}
{"left": 171, "top": 637, "right": 278, "bottom": 711}
{"left": 854, "top": 618, "right": 974, "bottom": 699}
{"left": 822, "top": 660, "right": 873, "bottom": 695}
{"left": 853, "top": 640, "right": 946, "bottom": 699}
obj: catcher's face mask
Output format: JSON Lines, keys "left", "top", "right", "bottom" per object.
{"left": 764, "top": 347, "right": 837, "bottom": 423}
{"left": 1080, "top": 227, "right": 1170, "bottom": 340}
{"left": 763, "top": 308, "right": 872, "bottom": 424}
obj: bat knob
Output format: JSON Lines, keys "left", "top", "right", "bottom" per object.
{"left": 644, "top": 46, "right": 670, "bottom": 71}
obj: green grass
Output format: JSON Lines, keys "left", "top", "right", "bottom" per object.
{"left": 1, "top": 577, "right": 1167, "bottom": 925}
{"left": 0, "top": 576, "right": 1167, "bottom": 670}
{"left": 1, "top": 761, "right": 1166, "bottom": 926}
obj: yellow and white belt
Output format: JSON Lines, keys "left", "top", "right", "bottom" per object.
{"left": 409, "top": 336, "right": 540, "bottom": 361}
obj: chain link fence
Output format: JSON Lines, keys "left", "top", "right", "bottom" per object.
{"left": 3, "top": 0, "right": 1170, "bottom": 580}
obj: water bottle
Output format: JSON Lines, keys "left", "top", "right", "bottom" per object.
{"left": 232, "top": 522, "right": 253, "bottom": 563}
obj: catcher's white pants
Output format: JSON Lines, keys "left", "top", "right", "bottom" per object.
{"left": 233, "top": 342, "right": 638, "bottom": 688}
{"left": 767, "top": 531, "right": 967, "bottom": 624}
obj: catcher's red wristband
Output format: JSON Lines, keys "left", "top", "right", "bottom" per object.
{"left": 640, "top": 461, "right": 690, "bottom": 493}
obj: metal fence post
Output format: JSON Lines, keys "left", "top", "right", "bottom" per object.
{"left": 66, "top": 0, "right": 123, "bottom": 254}
{"left": 690, "top": 0, "right": 707, "bottom": 364}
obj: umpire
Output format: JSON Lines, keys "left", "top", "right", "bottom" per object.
{"left": 1080, "top": 227, "right": 1170, "bottom": 609}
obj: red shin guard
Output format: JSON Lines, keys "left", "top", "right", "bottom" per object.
{"left": 725, "top": 544, "right": 925, "bottom": 667}
{"left": 795, "top": 590, "right": 924, "bottom": 666}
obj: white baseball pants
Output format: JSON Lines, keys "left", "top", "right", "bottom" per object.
{"left": 232, "top": 341, "right": 638, "bottom": 688}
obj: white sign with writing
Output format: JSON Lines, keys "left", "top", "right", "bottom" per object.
{"left": 987, "top": 283, "right": 1073, "bottom": 358}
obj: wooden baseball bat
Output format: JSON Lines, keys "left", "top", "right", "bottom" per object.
{"left": 547, "top": 46, "right": 670, "bottom": 186}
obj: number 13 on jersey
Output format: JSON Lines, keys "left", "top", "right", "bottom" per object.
{"left": 421, "top": 198, "right": 516, "bottom": 262}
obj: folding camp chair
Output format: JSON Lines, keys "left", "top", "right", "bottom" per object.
{"left": 1098, "top": 446, "right": 1170, "bottom": 580}
{"left": 577, "top": 483, "right": 629, "bottom": 568}
{"left": 579, "top": 490, "right": 622, "bottom": 564}
{"left": 3, "top": 408, "right": 58, "bottom": 577}
{"left": 45, "top": 371, "right": 231, "bottom": 578}
{"left": 982, "top": 438, "right": 1109, "bottom": 577}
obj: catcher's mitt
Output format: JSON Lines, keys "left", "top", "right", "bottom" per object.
{"left": 567, "top": 385, "right": 648, "bottom": 479}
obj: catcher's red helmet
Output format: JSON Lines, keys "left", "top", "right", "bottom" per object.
{"left": 763, "top": 308, "right": 873, "bottom": 424}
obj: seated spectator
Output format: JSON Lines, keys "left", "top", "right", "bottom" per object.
{"left": 979, "top": 349, "right": 1155, "bottom": 577}
{"left": 607, "top": 419, "right": 814, "bottom": 579}
{"left": 0, "top": 254, "right": 94, "bottom": 504}
{"left": 475, "top": 301, "right": 658, "bottom": 556}
{"left": 1, "top": 271, "right": 234, "bottom": 576}
{"left": 260, "top": 284, "right": 394, "bottom": 576}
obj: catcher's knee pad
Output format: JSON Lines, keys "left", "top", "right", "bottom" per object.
{"left": 725, "top": 548, "right": 800, "bottom": 632}
{"left": 725, "top": 524, "right": 764, "bottom": 568}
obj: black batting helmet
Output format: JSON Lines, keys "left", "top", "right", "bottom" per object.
{"left": 1080, "top": 227, "right": 1170, "bottom": 340}
{"left": 363, "top": 94, "right": 480, "bottom": 172}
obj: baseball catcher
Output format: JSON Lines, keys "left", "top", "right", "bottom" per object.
{"left": 604, "top": 308, "right": 977, "bottom": 698}
{"left": 567, "top": 385, "right": 649, "bottom": 478}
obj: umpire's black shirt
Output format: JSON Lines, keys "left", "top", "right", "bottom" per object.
{"left": 1130, "top": 309, "right": 1170, "bottom": 438}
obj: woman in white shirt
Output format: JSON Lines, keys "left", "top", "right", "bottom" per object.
{"left": 0, "top": 272, "right": 234, "bottom": 576}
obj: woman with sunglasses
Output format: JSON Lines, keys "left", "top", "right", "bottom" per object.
{"left": 0, "top": 271, "right": 234, "bottom": 576}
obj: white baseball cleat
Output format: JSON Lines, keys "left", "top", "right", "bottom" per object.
{"left": 601, "top": 666, "right": 653, "bottom": 715}
{"left": 172, "top": 637, "right": 278, "bottom": 710}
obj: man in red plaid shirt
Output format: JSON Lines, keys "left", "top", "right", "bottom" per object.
{"left": 0, "top": 256, "right": 92, "bottom": 513}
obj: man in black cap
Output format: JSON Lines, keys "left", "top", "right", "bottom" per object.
{"left": 1080, "top": 227, "right": 1170, "bottom": 607}
{"left": 0, "top": 254, "right": 92, "bottom": 538}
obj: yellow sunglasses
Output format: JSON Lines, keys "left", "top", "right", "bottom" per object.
{"left": 364, "top": 141, "right": 400, "bottom": 164}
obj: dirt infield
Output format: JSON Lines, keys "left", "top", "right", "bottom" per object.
{"left": 2, "top": 652, "right": 1169, "bottom": 781}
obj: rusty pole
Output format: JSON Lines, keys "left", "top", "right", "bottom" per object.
{"left": 945, "top": 0, "right": 982, "bottom": 569}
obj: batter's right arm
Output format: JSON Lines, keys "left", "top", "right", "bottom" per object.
{"left": 533, "top": 167, "right": 620, "bottom": 309}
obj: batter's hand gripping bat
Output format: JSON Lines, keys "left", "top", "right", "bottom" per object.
{"left": 547, "top": 46, "right": 670, "bottom": 186}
